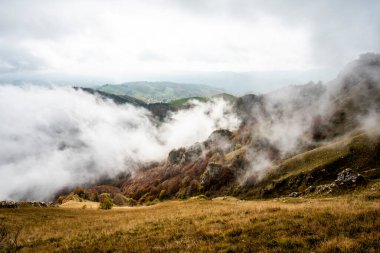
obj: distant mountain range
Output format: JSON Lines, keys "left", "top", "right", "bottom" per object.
{"left": 97, "top": 81, "right": 225, "bottom": 103}
{"left": 78, "top": 86, "right": 236, "bottom": 121}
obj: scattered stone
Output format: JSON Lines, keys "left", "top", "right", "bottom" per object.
{"left": 306, "top": 168, "right": 367, "bottom": 196}
{"left": 315, "top": 183, "right": 338, "bottom": 194}
{"left": 304, "top": 185, "right": 316, "bottom": 194}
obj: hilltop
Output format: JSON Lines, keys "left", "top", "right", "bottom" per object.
{"left": 97, "top": 81, "right": 225, "bottom": 103}
{"left": 79, "top": 87, "right": 236, "bottom": 120}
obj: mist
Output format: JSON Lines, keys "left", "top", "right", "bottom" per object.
{"left": 0, "top": 85, "right": 239, "bottom": 200}
{"left": 242, "top": 53, "right": 380, "bottom": 183}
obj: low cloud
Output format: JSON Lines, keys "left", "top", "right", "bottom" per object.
{"left": 242, "top": 53, "right": 380, "bottom": 183}
{"left": 0, "top": 85, "right": 239, "bottom": 200}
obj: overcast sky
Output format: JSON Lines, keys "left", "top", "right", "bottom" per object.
{"left": 0, "top": 0, "right": 379, "bottom": 92}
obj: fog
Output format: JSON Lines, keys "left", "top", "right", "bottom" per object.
{"left": 0, "top": 85, "right": 239, "bottom": 200}
{"left": 242, "top": 53, "right": 380, "bottom": 183}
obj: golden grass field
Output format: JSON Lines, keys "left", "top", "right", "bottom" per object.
{"left": 0, "top": 195, "right": 379, "bottom": 253}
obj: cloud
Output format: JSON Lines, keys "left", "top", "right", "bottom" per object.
{"left": 0, "top": 43, "right": 46, "bottom": 74}
{"left": 241, "top": 53, "right": 380, "bottom": 183}
{"left": 0, "top": 1, "right": 351, "bottom": 75}
{"left": 0, "top": 1, "right": 379, "bottom": 91}
{"left": 179, "top": 0, "right": 380, "bottom": 64}
{"left": 0, "top": 85, "right": 239, "bottom": 200}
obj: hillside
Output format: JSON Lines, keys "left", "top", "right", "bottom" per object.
{"left": 80, "top": 87, "right": 236, "bottom": 120}
{"left": 78, "top": 87, "right": 178, "bottom": 120}
{"left": 60, "top": 54, "right": 380, "bottom": 206}
{"left": 97, "top": 81, "right": 225, "bottom": 103}
{"left": 169, "top": 93, "right": 236, "bottom": 109}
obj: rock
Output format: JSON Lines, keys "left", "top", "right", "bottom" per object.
{"left": 306, "top": 169, "right": 366, "bottom": 196}
{"left": 167, "top": 143, "right": 204, "bottom": 166}
{"left": 167, "top": 148, "right": 186, "bottom": 165}
{"left": 304, "top": 185, "right": 316, "bottom": 194}
{"left": 183, "top": 143, "right": 203, "bottom": 161}
{"left": 0, "top": 201, "right": 18, "bottom": 208}
{"left": 289, "top": 192, "right": 301, "bottom": 197}
{"left": 205, "top": 129, "right": 234, "bottom": 153}
{"left": 315, "top": 183, "right": 338, "bottom": 194}
{"left": 200, "top": 163, "right": 223, "bottom": 187}
{"left": 335, "top": 168, "right": 366, "bottom": 188}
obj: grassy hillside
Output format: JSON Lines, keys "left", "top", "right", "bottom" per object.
{"left": 242, "top": 132, "right": 380, "bottom": 198}
{"left": 169, "top": 96, "right": 209, "bottom": 108}
{"left": 97, "top": 82, "right": 225, "bottom": 103}
{"left": 168, "top": 93, "right": 236, "bottom": 109}
{"left": 1, "top": 196, "right": 379, "bottom": 252}
{"left": 277, "top": 132, "right": 379, "bottom": 178}
{"left": 78, "top": 87, "right": 147, "bottom": 107}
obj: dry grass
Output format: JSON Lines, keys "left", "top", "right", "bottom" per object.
{"left": 59, "top": 200, "right": 99, "bottom": 209}
{"left": 0, "top": 196, "right": 379, "bottom": 252}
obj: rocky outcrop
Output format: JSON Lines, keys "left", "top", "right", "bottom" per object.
{"left": 288, "top": 192, "right": 301, "bottom": 197}
{"left": 314, "top": 183, "right": 338, "bottom": 195}
{"left": 0, "top": 201, "right": 55, "bottom": 208}
{"left": 306, "top": 168, "right": 366, "bottom": 195}
{"left": 200, "top": 163, "right": 223, "bottom": 187}
{"left": 167, "top": 143, "right": 204, "bottom": 166}
{"left": 0, "top": 201, "right": 17, "bottom": 208}
{"left": 335, "top": 168, "right": 366, "bottom": 188}
{"left": 167, "top": 148, "right": 186, "bottom": 165}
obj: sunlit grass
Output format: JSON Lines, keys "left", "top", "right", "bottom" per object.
{"left": 1, "top": 196, "right": 379, "bottom": 252}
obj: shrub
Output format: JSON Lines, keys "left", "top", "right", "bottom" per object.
{"left": 187, "top": 180, "right": 199, "bottom": 196}
{"left": 74, "top": 187, "right": 86, "bottom": 199}
{"left": 159, "top": 190, "right": 166, "bottom": 201}
{"left": 57, "top": 195, "right": 66, "bottom": 204}
{"left": 113, "top": 193, "right": 129, "bottom": 206}
{"left": 99, "top": 193, "right": 113, "bottom": 210}
{"left": 138, "top": 193, "right": 155, "bottom": 204}
{"left": 167, "top": 177, "right": 181, "bottom": 195}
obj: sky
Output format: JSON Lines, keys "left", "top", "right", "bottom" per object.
{"left": 0, "top": 0, "right": 379, "bottom": 93}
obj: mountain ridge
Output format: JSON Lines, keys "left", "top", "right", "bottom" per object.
{"left": 97, "top": 81, "right": 225, "bottom": 103}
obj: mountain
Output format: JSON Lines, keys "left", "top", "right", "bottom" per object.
{"left": 80, "top": 88, "right": 236, "bottom": 120}
{"left": 97, "top": 81, "right": 225, "bottom": 103}
{"left": 77, "top": 87, "right": 178, "bottom": 120}
{"left": 169, "top": 93, "right": 237, "bottom": 109}
{"left": 61, "top": 54, "right": 380, "bottom": 204}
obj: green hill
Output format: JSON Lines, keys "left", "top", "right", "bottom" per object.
{"left": 169, "top": 93, "right": 236, "bottom": 109}
{"left": 97, "top": 81, "right": 225, "bottom": 103}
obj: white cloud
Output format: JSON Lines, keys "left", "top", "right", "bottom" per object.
{"left": 0, "top": 85, "right": 239, "bottom": 200}
{"left": 0, "top": 0, "right": 314, "bottom": 78}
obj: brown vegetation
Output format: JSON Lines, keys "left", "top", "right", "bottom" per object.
{"left": 0, "top": 196, "right": 379, "bottom": 252}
